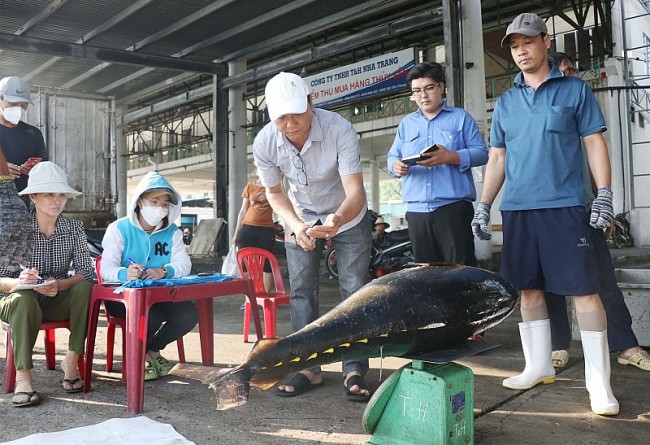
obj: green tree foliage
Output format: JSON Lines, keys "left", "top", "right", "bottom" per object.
{"left": 379, "top": 179, "right": 402, "bottom": 201}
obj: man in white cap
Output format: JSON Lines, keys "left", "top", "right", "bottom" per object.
{"left": 253, "top": 72, "right": 372, "bottom": 401}
{"left": 471, "top": 12, "right": 618, "bottom": 416}
{"left": 0, "top": 76, "right": 47, "bottom": 194}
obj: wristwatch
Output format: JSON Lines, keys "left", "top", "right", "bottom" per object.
{"left": 160, "top": 266, "right": 168, "bottom": 278}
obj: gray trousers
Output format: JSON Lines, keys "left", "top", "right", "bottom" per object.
{"left": 0, "top": 280, "right": 92, "bottom": 370}
{"left": 285, "top": 211, "right": 372, "bottom": 376}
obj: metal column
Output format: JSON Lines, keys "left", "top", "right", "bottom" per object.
{"left": 227, "top": 58, "right": 249, "bottom": 243}
{"left": 461, "top": 0, "right": 491, "bottom": 261}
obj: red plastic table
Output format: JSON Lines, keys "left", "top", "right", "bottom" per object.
{"left": 83, "top": 278, "right": 261, "bottom": 413}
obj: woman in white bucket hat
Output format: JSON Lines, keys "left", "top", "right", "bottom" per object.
{"left": 0, "top": 161, "right": 93, "bottom": 406}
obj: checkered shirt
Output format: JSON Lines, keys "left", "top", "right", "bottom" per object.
{"left": 0, "top": 212, "right": 94, "bottom": 300}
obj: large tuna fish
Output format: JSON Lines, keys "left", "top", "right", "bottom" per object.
{"left": 209, "top": 264, "right": 517, "bottom": 410}
{"left": 0, "top": 147, "right": 32, "bottom": 272}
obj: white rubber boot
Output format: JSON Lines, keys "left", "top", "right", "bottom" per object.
{"left": 503, "top": 319, "right": 556, "bottom": 390}
{"left": 581, "top": 330, "right": 619, "bottom": 416}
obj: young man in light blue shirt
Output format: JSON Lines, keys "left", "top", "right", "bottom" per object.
{"left": 387, "top": 62, "right": 488, "bottom": 266}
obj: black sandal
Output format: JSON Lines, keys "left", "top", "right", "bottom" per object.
{"left": 345, "top": 374, "right": 371, "bottom": 402}
{"left": 275, "top": 373, "right": 324, "bottom": 398}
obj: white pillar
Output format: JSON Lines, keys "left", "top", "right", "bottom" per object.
{"left": 461, "top": 1, "right": 491, "bottom": 261}
{"left": 601, "top": 57, "right": 629, "bottom": 216}
{"left": 227, "top": 58, "right": 248, "bottom": 242}
{"left": 115, "top": 105, "right": 128, "bottom": 219}
{"left": 370, "top": 157, "right": 380, "bottom": 212}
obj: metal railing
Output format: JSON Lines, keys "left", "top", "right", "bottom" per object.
{"left": 246, "top": 94, "right": 418, "bottom": 144}
{"left": 128, "top": 139, "right": 212, "bottom": 169}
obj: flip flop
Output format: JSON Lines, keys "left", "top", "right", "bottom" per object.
{"left": 62, "top": 378, "right": 83, "bottom": 393}
{"left": 345, "top": 374, "right": 371, "bottom": 402}
{"left": 12, "top": 391, "right": 40, "bottom": 407}
{"left": 275, "top": 373, "right": 323, "bottom": 398}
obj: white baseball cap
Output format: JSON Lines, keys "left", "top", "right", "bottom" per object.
{"left": 265, "top": 72, "right": 310, "bottom": 122}
{"left": 18, "top": 161, "right": 82, "bottom": 198}
{"left": 0, "top": 76, "right": 33, "bottom": 104}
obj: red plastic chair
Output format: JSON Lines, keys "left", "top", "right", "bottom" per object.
{"left": 2, "top": 320, "right": 85, "bottom": 393}
{"left": 94, "top": 256, "right": 185, "bottom": 378}
{"left": 236, "top": 247, "right": 290, "bottom": 342}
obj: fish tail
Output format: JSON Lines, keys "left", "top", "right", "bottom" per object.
{"left": 208, "top": 365, "right": 252, "bottom": 410}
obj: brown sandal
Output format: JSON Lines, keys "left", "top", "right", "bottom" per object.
{"left": 12, "top": 391, "right": 40, "bottom": 407}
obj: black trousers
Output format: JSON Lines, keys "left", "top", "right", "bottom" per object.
{"left": 406, "top": 200, "right": 477, "bottom": 266}
{"left": 545, "top": 226, "right": 638, "bottom": 352}
{"left": 104, "top": 300, "right": 198, "bottom": 353}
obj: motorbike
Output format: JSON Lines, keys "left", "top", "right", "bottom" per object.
{"left": 325, "top": 228, "right": 413, "bottom": 280}
{"left": 612, "top": 212, "right": 634, "bottom": 249}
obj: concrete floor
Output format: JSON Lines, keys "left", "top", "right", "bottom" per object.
{"left": 1, "top": 254, "right": 649, "bottom": 444}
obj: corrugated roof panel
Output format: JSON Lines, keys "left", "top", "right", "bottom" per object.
{"left": 8, "top": 0, "right": 136, "bottom": 45}
{"left": 85, "top": 0, "right": 217, "bottom": 52}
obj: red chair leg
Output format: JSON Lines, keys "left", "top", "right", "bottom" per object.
{"left": 177, "top": 338, "right": 186, "bottom": 363}
{"left": 121, "top": 326, "right": 127, "bottom": 383}
{"left": 3, "top": 328, "right": 16, "bottom": 393}
{"left": 243, "top": 302, "right": 252, "bottom": 342}
{"left": 264, "top": 301, "right": 277, "bottom": 339}
{"left": 106, "top": 322, "right": 116, "bottom": 372}
{"left": 44, "top": 329, "right": 56, "bottom": 370}
{"left": 77, "top": 355, "right": 86, "bottom": 381}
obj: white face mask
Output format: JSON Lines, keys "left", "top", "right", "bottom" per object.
{"left": 2, "top": 106, "right": 22, "bottom": 125}
{"left": 139, "top": 205, "right": 169, "bottom": 227}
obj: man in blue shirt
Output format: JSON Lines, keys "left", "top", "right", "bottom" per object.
{"left": 471, "top": 12, "right": 618, "bottom": 416}
{"left": 387, "top": 62, "right": 488, "bottom": 265}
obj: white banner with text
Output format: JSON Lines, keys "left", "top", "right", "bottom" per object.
{"left": 305, "top": 48, "right": 415, "bottom": 108}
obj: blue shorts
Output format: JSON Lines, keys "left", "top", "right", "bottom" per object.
{"left": 500, "top": 207, "right": 598, "bottom": 296}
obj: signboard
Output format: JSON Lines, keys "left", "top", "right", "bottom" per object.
{"left": 305, "top": 48, "right": 415, "bottom": 108}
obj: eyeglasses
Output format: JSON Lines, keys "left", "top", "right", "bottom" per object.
{"left": 291, "top": 153, "right": 308, "bottom": 186}
{"left": 142, "top": 197, "right": 172, "bottom": 209}
{"left": 411, "top": 83, "right": 440, "bottom": 98}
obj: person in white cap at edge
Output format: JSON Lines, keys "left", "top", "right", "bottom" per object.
{"left": 253, "top": 72, "right": 373, "bottom": 401}
{"left": 100, "top": 171, "right": 198, "bottom": 381}
{"left": 471, "top": 12, "right": 618, "bottom": 415}
{"left": 0, "top": 76, "right": 47, "bottom": 194}
{"left": 0, "top": 161, "right": 93, "bottom": 407}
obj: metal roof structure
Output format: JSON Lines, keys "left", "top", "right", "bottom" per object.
{"left": 0, "top": 0, "right": 581, "bottom": 112}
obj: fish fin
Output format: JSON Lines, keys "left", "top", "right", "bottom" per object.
{"left": 246, "top": 338, "right": 283, "bottom": 391}
{"left": 250, "top": 337, "right": 281, "bottom": 353}
{"left": 169, "top": 362, "right": 230, "bottom": 384}
{"left": 208, "top": 365, "right": 252, "bottom": 410}
{"left": 250, "top": 377, "right": 282, "bottom": 391}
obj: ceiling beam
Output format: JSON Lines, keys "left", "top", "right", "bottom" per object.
{"left": 0, "top": 33, "right": 225, "bottom": 75}
{"left": 221, "top": 9, "right": 441, "bottom": 88}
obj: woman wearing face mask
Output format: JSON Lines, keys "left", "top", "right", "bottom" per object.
{"left": 0, "top": 76, "right": 48, "bottom": 194}
{"left": 100, "top": 171, "right": 198, "bottom": 381}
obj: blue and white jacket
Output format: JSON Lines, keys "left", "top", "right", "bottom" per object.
{"left": 100, "top": 171, "right": 191, "bottom": 282}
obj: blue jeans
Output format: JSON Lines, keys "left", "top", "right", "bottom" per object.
{"left": 285, "top": 210, "right": 372, "bottom": 375}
